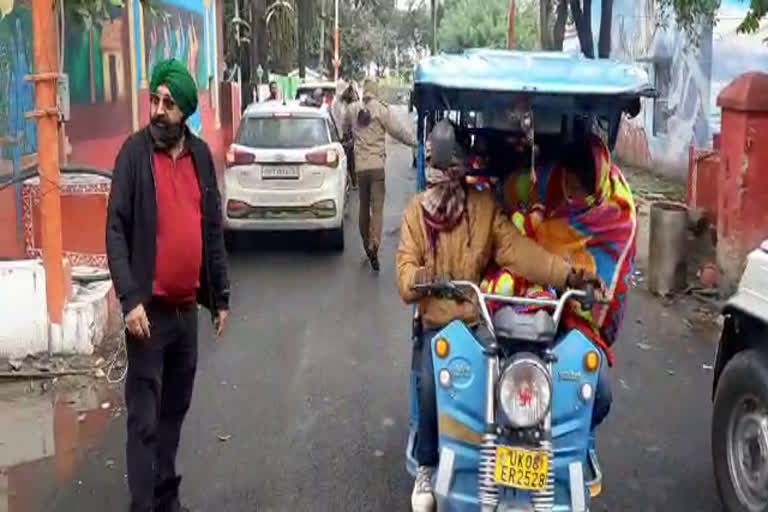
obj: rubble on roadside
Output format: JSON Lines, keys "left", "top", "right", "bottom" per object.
{"left": 0, "top": 330, "right": 126, "bottom": 383}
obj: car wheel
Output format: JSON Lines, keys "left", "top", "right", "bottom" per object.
{"left": 325, "top": 224, "right": 344, "bottom": 251}
{"left": 713, "top": 347, "right": 768, "bottom": 512}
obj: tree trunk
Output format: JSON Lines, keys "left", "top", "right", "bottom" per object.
{"left": 318, "top": 0, "right": 325, "bottom": 70}
{"left": 540, "top": 0, "right": 552, "bottom": 50}
{"left": 256, "top": 0, "right": 268, "bottom": 77}
{"left": 248, "top": 0, "right": 267, "bottom": 103}
{"left": 297, "top": 0, "right": 307, "bottom": 79}
{"left": 552, "top": 0, "right": 568, "bottom": 50}
{"left": 598, "top": 0, "right": 613, "bottom": 58}
{"left": 569, "top": 0, "right": 594, "bottom": 58}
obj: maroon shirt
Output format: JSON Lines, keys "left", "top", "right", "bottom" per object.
{"left": 151, "top": 149, "right": 202, "bottom": 304}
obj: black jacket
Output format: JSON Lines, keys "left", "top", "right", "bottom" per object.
{"left": 106, "top": 127, "right": 230, "bottom": 316}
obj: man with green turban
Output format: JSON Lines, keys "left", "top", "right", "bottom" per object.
{"left": 107, "top": 58, "right": 230, "bottom": 512}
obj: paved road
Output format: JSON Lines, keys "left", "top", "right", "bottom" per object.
{"left": 26, "top": 113, "right": 722, "bottom": 512}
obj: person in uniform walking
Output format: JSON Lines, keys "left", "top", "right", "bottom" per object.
{"left": 344, "top": 79, "right": 417, "bottom": 271}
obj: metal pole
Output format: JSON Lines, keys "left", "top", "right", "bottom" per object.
{"left": 234, "top": 0, "right": 240, "bottom": 47}
{"left": 30, "top": 0, "right": 65, "bottom": 350}
{"left": 319, "top": 0, "right": 326, "bottom": 71}
{"left": 333, "top": 0, "right": 340, "bottom": 81}
{"left": 431, "top": 0, "right": 437, "bottom": 55}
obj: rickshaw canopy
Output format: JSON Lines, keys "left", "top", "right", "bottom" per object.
{"left": 415, "top": 49, "right": 655, "bottom": 97}
{"left": 410, "top": 49, "right": 655, "bottom": 190}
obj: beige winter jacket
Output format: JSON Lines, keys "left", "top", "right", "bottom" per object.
{"left": 343, "top": 84, "right": 417, "bottom": 172}
{"left": 396, "top": 189, "right": 572, "bottom": 329}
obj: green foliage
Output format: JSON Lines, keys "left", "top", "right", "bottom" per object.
{"left": 437, "top": 0, "right": 538, "bottom": 52}
{"left": 69, "top": 0, "right": 125, "bottom": 29}
{"left": 658, "top": 0, "right": 768, "bottom": 44}
{"left": 735, "top": 0, "right": 768, "bottom": 36}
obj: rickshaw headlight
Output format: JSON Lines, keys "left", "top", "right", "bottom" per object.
{"left": 498, "top": 355, "right": 551, "bottom": 428}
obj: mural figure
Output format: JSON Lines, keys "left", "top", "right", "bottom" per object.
{"left": 144, "top": 2, "right": 207, "bottom": 135}
{"left": 64, "top": 2, "right": 126, "bottom": 105}
{"left": 608, "top": 0, "right": 712, "bottom": 173}
{"left": 0, "top": 1, "right": 37, "bottom": 172}
{"left": 101, "top": 18, "right": 127, "bottom": 103}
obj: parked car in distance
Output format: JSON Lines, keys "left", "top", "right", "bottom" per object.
{"left": 295, "top": 81, "right": 337, "bottom": 108}
{"left": 223, "top": 102, "right": 348, "bottom": 250}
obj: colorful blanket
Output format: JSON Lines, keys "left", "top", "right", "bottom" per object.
{"left": 483, "top": 136, "right": 637, "bottom": 366}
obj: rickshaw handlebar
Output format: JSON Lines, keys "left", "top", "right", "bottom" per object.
{"left": 411, "top": 280, "right": 599, "bottom": 334}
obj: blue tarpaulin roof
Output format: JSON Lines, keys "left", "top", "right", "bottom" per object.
{"left": 415, "top": 49, "right": 654, "bottom": 96}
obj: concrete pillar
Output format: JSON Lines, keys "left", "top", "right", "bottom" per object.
{"left": 716, "top": 72, "right": 768, "bottom": 288}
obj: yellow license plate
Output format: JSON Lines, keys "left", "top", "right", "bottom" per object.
{"left": 494, "top": 445, "right": 550, "bottom": 491}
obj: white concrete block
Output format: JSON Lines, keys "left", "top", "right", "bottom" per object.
{"left": 0, "top": 260, "right": 49, "bottom": 358}
{"left": 59, "top": 280, "right": 114, "bottom": 355}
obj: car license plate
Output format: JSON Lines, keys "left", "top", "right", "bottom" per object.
{"left": 494, "top": 445, "right": 549, "bottom": 491}
{"left": 262, "top": 166, "right": 299, "bottom": 180}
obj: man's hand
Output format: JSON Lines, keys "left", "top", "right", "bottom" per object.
{"left": 566, "top": 267, "right": 608, "bottom": 303}
{"left": 566, "top": 267, "right": 599, "bottom": 290}
{"left": 125, "top": 304, "right": 150, "bottom": 339}
{"left": 214, "top": 309, "right": 229, "bottom": 338}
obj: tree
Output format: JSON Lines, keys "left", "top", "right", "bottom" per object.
{"left": 658, "top": 0, "right": 767, "bottom": 44}
{"left": 539, "top": 0, "right": 614, "bottom": 57}
{"left": 297, "top": 0, "right": 308, "bottom": 78}
{"left": 437, "top": 0, "right": 539, "bottom": 52}
{"left": 265, "top": 0, "right": 296, "bottom": 74}
{"left": 540, "top": 0, "right": 568, "bottom": 50}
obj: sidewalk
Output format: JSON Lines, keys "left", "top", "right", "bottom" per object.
{"left": 622, "top": 164, "right": 722, "bottom": 334}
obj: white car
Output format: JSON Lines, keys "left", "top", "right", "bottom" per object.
{"left": 223, "top": 103, "right": 348, "bottom": 250}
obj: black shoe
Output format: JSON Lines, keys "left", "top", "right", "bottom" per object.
{"left": 154, "top": 502, "right": 190, "bottom": 512}
{"left": 369, "top": 249, "right": 380, "bottom": 272}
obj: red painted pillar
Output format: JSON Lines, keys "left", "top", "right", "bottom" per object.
{"left": 716, "top": 72, "right": 768, "bottom": 287}
{"left": 30, "top": 0, "right": 65, "bottom": 346}
{"left": 507, "top": 0, "right": 516, "bottom": 49}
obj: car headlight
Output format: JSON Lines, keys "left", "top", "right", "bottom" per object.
{"left": 498, "top": 354, "right": 552, "bottom": 428}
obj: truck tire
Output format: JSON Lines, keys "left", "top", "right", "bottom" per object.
{"left": 712, "top": 347, "right": 768, "bottom": 512}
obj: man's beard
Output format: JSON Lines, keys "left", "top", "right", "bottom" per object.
{"left": 149, "top": 116, "right": 185, "bottom": 149}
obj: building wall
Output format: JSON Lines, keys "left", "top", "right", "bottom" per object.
{"left": 0, "top": 0, "right": 231, "bottom": 261}
{"left": 609, "top": 0, "right": 713, "bottom": 180}
{"left": 606, "top": 0, "right": 768, "bottom": 180}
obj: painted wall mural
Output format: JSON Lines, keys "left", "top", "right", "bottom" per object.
{"left": 143, "top": 0, "right": 208, "bottom": 135}
{"left": 709, "top": 0, "right": 768, "bottom": 134}
{"left": 611, "top": 0, "right": 713, "bottom": 178}
{"left": 64, "top": 2, "right": 129, "bottom": 105}
{"left": 0, "top": 0, "right": 38, "bottom": 178}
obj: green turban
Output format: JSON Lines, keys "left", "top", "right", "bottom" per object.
{"left": 150, "top": 59, "right": 198, "bottom": 117}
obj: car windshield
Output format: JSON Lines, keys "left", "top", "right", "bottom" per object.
{"left": 237, "top": 116, "right": 330, "bottom": 149}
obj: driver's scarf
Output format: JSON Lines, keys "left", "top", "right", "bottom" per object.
{"left": 420, "top": 161, "right": 470, "bottom": 254}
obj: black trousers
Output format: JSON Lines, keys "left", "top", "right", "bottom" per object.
{"left": 414, "top": 329, "right": 440, "bottom": 467}
{"left": 126, "top": 300, "right": 198, "bottom": 512}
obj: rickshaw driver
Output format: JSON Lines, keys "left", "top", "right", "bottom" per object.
{"left": 396, "top": 119, "right": 600, "bottom": 512}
